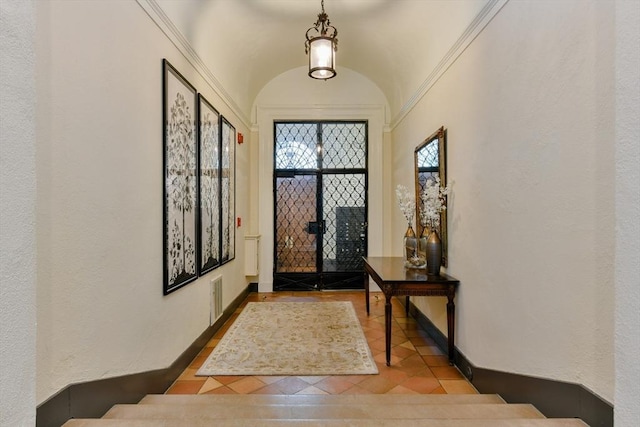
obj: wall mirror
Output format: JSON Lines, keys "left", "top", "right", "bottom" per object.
{"left": 414, "top": 126, "right": 448, "bottom": 267}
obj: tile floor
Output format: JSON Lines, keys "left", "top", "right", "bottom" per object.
{"left": 166, "top": 291, "right": 477, "bottom": 396}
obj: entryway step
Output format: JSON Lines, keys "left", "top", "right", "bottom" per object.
{"left": 64, "top": 419, "right": 589, "bottom": 427}
{"left": 102, "top": 403, "right": 545, "bottom": 420}
{"left": 139, "top": 393, "right": 506, "bottom": 406}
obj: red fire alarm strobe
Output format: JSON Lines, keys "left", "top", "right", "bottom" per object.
{"left": 237, "top": 217, "right": 241, "bottom": 227}
{"left": 238, "top": 132, "right": 244, "bottom": 144}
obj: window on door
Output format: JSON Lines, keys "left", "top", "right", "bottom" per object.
{"left": 273, "top": 121, "right": 368, "bottom": 291}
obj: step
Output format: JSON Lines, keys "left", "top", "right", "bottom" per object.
{"left": 139, "top": 393, "right": 506, "bottom": 406}
{"left": 64, "top": 418, "right": 589, "bottom": 427}
{"left": 103, "top": 403, "right": 545, "bottom": 420}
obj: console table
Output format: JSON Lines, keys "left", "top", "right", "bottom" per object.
{"left": 362, "top": 257, "right": 459, "bottom": 366}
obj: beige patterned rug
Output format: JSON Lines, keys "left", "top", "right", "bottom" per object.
{"left": 196, "top": 301, "right": 378, "bottom": 376}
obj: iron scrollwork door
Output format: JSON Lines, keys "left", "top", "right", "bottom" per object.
{"left": 274, "top": 121, "right": 368, "bottom": 291}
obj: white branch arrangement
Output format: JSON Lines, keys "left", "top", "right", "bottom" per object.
{"left": 420, "top": 176, "right": 449, "bottom": 232}
{"left": 395, "top": 184, "right": 415, "bottom": 226}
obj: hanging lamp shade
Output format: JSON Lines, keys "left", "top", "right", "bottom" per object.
{"left": 305, "top": 0, "right": 338, "bottom": 80}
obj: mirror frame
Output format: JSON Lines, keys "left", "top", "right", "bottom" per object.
{"left": 414, "top": 126, "right": 448, "bottom": 267}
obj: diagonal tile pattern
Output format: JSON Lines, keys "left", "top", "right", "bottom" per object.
{"left": 167, "top": 291, "right": 477, "bottom": 396}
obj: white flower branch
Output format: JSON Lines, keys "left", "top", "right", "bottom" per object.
{"left": 395, "top": 184, "right": 415, "bottom": 226}
{"left": 420, "top": 176, "right": 449, "bottom": 232}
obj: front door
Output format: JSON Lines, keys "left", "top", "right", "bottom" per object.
{"left": 273, "top": 121, "right": 368, "bottom": 291}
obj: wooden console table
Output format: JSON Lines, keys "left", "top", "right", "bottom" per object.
{"left": 363, "top": 257, "right": 459, "bottom": 366}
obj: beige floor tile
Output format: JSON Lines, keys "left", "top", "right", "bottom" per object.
{"left": 295, "top": 376, "right": 328, "bottom": 384}
{"left": 198, "top": 377, "right": 223, "bottom": 394}
{"left": 314, "top": 377, "right": 356, "bottom": 394}
{"left": 295, "top": 386, "right": 330, "bottom": 395}
{"left": 439, "top": 379, "right": 478, "bottom": 394}
{"left": 227, "top": 377, "right": 266, "bottom": 394}
{"left": 270, "top": 377, "right": 311, "bottom": 394}
{"left": 213, "top": 375, "right": 247, "bottom": 385}
{"left": 201, "top": 385, "right": 238, "bottom": 394}
{"left": 256, "top": 376, "right": 287, "bottom": 385}
{"left": 387, "top": 385, "right": 420, "bottom": 394}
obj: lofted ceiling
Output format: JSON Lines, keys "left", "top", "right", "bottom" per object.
{"left": 153, "top": 0, "right": 492, "bottom": 122}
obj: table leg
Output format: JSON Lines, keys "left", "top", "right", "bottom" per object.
{"left": 364, "top": 272, "right": 370, "bottom": 315}
{"left": 405, "top": 296, "right": 410, "bottom": 317}
{"left": 385, "top": 294, "right": 392, "bottom": 366}
{"left": 447, "top": 293, "right": 455, "bottom": 365}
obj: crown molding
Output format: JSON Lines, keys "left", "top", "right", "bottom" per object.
{"left": 135, "top": 0, "right": 251, "bottom": 129}
{"left": 391, "top": 0, "right": 510, "bottom": 130}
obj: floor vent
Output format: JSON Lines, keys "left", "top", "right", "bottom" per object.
{"left": 211, "top": 276, "right": 223, "bottom": 325}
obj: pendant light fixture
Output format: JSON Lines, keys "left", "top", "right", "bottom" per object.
{"left": 304, "top": 0, "right": 338, "bottom": 80}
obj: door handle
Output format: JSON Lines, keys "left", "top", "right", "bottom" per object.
{"left": 307, "top": 220, "right": 326, "bottom": 235}
{"left": 307, "top": 221, "right": 319, "bottom": 234}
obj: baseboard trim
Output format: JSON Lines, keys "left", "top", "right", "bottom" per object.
{"left": 407, "top": 299, "right": 613, "bottom": 427}
{"left": 36, "top": 284, "right": 252, "bottom": 427}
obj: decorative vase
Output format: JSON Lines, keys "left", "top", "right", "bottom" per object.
{"left": 426, "top": 230, "right": 442, "bottom": 276}
{"left": 418, "top": 227, "right": 429, "bottom": 268}
{"left": 404, "top": 225, "right": 425, "bottom": 268}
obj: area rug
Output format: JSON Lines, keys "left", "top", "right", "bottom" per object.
{"left": 196, "top": 301, "right": 378, "bottom": 376}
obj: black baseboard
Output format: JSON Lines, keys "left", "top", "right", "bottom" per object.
{"left": 36, "top": 284, "right": 252, "bottom": 427}
{"left": 407, "top": 299, "right": 613, "bottom": 427}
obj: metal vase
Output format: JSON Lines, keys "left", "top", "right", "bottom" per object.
{"left": 426, "top": 230, "right": 442, "bottom": 276}
{"left": 403, "top": 225, "right": 419, "bottom": 268}
{"left": 417, "top": 227, "right": 429, "bottom": 268}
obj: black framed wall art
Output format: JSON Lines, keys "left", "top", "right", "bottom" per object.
{"left": 198, "top": 94, "right": 221, "bottom": 275}
{"left": 220, "top": 116, "right": 236, "bottom": 264}
{"left": 163, "top": 59, "right": 198, "bottom": 294}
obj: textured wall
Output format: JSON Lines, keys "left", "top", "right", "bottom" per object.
{"left": 34, "top": 0, "right": 249, "bottom": 404}
{"left": 393, "top": 0, "right": 616, "bottom": 402}
{"left": 614, "top": 0, "right": 640, "bottom": 424}
{"left": 0, "top": 0, "right": 37, "bottom": 424}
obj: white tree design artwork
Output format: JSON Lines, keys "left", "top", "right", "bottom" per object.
{"left": 164, "top": 61, "right": 197, "bottom": 294}
{"left": 166, "top": 91, "right": 197, "bottom": 287}
{"left": 199, "top": 100, "right": 220, "bottom": 273}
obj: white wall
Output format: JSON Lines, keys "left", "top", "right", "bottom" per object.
{"left": 392, "top": 0, "right": 615, "bottom": 403}
{"left": 253, "top": 66, "right": 391, "bottom": 292}
{"left": 35, "top": 0, "right": 249, "bottom": 404}
{"left": 614, "top": 1, "right": 640, "bottom": 424}
{"left": 0, "top": 1, "right": 37, "bottom": 425}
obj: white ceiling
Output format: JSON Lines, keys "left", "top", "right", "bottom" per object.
{"left": 154, "top": 0, "right": 491, "bottom": 120}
